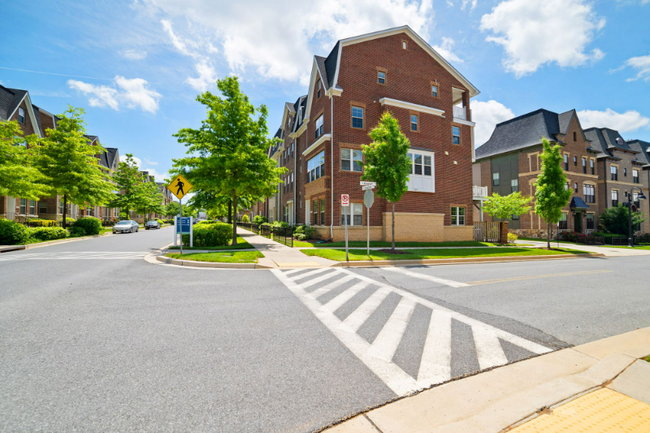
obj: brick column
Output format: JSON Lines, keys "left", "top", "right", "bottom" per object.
{"left": 500, "top": 221, "right": 509, "bottom": 244}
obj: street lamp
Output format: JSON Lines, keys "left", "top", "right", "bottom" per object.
{"left": 627, "top": 186, "right": 647, "bottom": 248}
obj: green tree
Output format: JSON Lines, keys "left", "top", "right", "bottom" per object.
{"left": 0, "top": 120, "right": 50, "bottom": 200}
{"left": 534, "top": 139, "right": 572, "bottom": 248}
{"left": 108, "top": 153, "right": 146, "bottom": 220}
{"left": 135, "top": 180, "right": 164, "bottom": 221}
{"left": 172, "top": 76, "right": 285, "bottom": 245}
{"left": 165, "top": 201, "right": 180, "bottom": 217}
{"left": 35, "top": 107, "right": 115, "bottom": 228}
{"left": 599, "top": 204, "right": 646, "bottom": 236}
{"left": 483, "top": 192, "right": 532, "bottom": 221}
{"left": 361, "top": 112, "right": 411, "bottom": 251}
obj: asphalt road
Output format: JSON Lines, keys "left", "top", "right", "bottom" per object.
{"left": 1, "top": 230, "right": 649, "bottom": 432}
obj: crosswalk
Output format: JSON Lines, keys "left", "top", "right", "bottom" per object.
{"left": 272, "top": 267, "right": 552, "bottom": 396}
{"left": 0, "top": 251, "right": 146, "bottom": 261}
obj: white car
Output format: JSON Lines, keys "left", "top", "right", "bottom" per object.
{"left": 113, "top": 220, "right": 139, "bottom": 234}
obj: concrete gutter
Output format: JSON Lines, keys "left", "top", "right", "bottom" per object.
{"left": 1, "top": 232, "right": 114, "bottom": 252}
{"left": 0, "top": 245, "right": 26, "bottom": 253}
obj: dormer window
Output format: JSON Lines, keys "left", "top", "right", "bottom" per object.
{"left": 18, "top": 107, "right": 25, "bottom": 124}
{"left": 377, "top": 71, "right": 386, "bottom": 85}
{"left": 316, "top": 79, "right": 321, "bottom": 99}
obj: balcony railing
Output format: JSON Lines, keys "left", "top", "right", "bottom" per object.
{"left": 473, "top": 185, "right": 488, "bottom": 200}
{"left": 453, "top": 105, "right": 467, "bottom": 120}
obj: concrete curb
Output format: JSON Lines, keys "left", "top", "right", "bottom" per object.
{"left": 0, "top": 232, "right": 115, "bottom": 252}
{"left": 0, "top": 245, "right": 26, "bottom": 253}
{"left": 154, "top": 254, "right": 272, "bottom": 269}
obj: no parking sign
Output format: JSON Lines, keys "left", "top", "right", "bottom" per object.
{"left": 341, "top": 194, "right": 350, "bottom": 207}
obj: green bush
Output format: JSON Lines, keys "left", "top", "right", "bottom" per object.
{"left": 69, "top": 226, "right": 86, "bottom": 237}
{"left": 253, "top": 215, "right": 268, "bottom": 225}
{"left": 27, "top": 218, "right": 59, "bottom": 227}
{"left": 599, "top": 205, "right": 646, "bottom": 236}
{"left": 29, "top": 227, "right": 69, "bottom": 241}
{"left": 72, "top": 217, "right": 101, "bottom": 236}
{"left": 272, "top": 221, "right": 289, "bottom": 228}
{"left": 293, "top": 224, "right": 315, "bottom": 240}
{"left": 156, "top": 219, "right": 164, "bottom": 225}
{"left": 507, "top": 232, "right": 518, "bottom": 244}
{"left": 182, "top": 222, "right": 232, "bottom": 247}
{"left": 241, "top": 214, "right": 250, "bottom": 223}
{"left": 0, "top": 220, "right": 30, "bottom": 245}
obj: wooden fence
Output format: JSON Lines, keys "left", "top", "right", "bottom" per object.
{"left": 474, "top": 222, "right": 502, "bottom": 243}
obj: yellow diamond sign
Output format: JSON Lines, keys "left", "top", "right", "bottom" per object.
{"left": 167, "top": 174, "right": 193, "bottom": 200}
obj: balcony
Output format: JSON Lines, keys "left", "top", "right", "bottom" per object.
{"left": 453, "top": 105, "right": 467, "bottom": 120}
{"left": 473, "top": 185, "right": 488, "bottom": 200}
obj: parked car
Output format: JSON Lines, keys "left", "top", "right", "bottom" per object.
{"left": 113, "top": 220, "right": 139, "bottom": 234}
{"left": 145, "top": 220, "right": 160, "bottom": 230}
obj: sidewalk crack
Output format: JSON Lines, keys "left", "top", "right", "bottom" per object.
{"left": 364, "top": 414, "right": 384, "bottom": 432}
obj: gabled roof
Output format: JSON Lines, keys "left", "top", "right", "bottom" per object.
{"left": 558, "top": 110, "right": 575, "bottom": 135}
{"left": 626, "top": 139, "right": 650, "bottom": 166}
{"left": 106, "top": 147, "right": 119, "bottom": 169}
{"left": 570, "top": 196, "right": 590, "bottom": 210}
{"left": 583, "top": 128, "right": 610, "bottom": 156}
{"left": 0, "top": 85, "right": 27, "bottom": 121}
{"left": 291, "top": 95, "right": 307, "bottom": 133}
{"left": 584, "top": 127, "right": 638, "bottom": 158}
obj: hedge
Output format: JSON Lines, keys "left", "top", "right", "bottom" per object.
{"left": 26, "top": 219, "right": 59, "bottom": 227}
{"left": 182, "top": 222, "right": 232, "bottom": 247}
{"left": 29, "top": 227, "right": 69, "bottom": 241}
{"left": 0, "top": 220, "right": 30, "bottom": 245}
{"left": 72, "top": 217, "right": 101, "bottom": 236}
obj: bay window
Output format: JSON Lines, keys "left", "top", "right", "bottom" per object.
{"left": 307, "top": 151, "right": 325, "bottom": 183}
{"left": 407, "top": 150, "right": 435, "bottom": 192}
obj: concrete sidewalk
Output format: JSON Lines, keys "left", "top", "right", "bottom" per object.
{"left": 324, "top": 327, "right": 650, "bottom": 433}
{"left": 517, "top": 239, "right": 650, "bottom": 257}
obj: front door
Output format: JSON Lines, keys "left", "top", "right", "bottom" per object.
{"left": 574, "top": 211, "right": 583, "bottom": 233}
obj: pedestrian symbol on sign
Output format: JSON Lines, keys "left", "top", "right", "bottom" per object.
{"left": 175, "top": 179, "right": 185, "bottom": 196}
{"left": 167, "top": 174, "right": 193, "bottom": 200}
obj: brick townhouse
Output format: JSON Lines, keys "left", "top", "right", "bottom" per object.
{"left": 473, "top": 108, "right": 650, "bottom": 236}
{"left": 255, "top": 26, "right": 480, "bottom": 242}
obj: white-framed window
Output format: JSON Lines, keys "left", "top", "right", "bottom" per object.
{"left": 584, "top": 184, "right": 595, "bottom": 203}
{"left": 559, "top": 212, "right": 568, "bottom": 229}
{"left": 341, "top": 148, "right": 362, "bottom": 172}
{"left": 611, "top": 166, "right": 618, "bottom": 181}
{"left": 316, "top": 79, "right": 321, "bottom": 98}
{"left": 407, "top": 150, "right": 435, "bottom": 193}
{"left": 315, "top": 114, "right": 324, "bottom": 139}
{"left": 452, "top": 126, "right": 460, "bottom": 145}
{"left": 410, "top": 114, "right": 418, "bottom": 132}
{"left": 377, "top": 71, "right": 386, "bottom": 84}
{"left": 18, "top": 107, "right": 25, "bottom": 123}
{"left": 511, "top": 179, "right": 518, "bottom": 192}
{"left": 564, "top": 154, "right": 569, "bottom": 170}
{"left": 492, "top": 172, "right": 500, "bottom": 186}
{"left": 612, "top": 190, "right": 619, "bottom": 207}
{"left": 341, "top": 203, "right": 363, "bottom": 226}
{"left": 20, "top": 198, "right": 27, "bottom": 214}
{"left": 451, "top": 206, "right": 465, "bottom": 226}
{"left": 590, "top": 159, "right": 595, "bottom": 175}
{"left": 39, "top": 201, "right": 47, "bottom": 214}
{"left": 351, "top": 106, "right": 364, "bottom": 129}
{"left": 633, "top": 169, "right": 639, "bottom": 184}
{"left": 402, "top": 40, "right": 408, "bottom": 50}
{"left": 307, "top": 150, "right": 325, "bottom": 183}
{"left": 431, "top": 84, "right": 438, "bottom": 97}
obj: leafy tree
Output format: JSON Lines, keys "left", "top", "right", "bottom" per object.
{"left": 0, "top": 120, "right": 49, "bottom": 200}
{"left": 135, "top": 180, "right": 164, "bottom": 221}
{"left": 34, "top": 107, "right": 115, "bottom": 228}
{"left": 172, "top": 76, "right": 285, "bottom": 245}
{"left": 108, "top": 153, "right": 146, "bottom": 220}
{"left": 483, "top": 192, "right": 532, "bottom": 221}
{"left": 599, "top": 204, "right": 646, "bottom": 236}
{"left": 534, "top": 139, "right": 572, "bottom": 248}
{"left": 361, "top": 112, "right": 411, "bottom": 251}
{"left": 165, "top": 201, "right": 180, "bottom": 217}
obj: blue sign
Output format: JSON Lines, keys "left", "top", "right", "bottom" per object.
{"left": 176, "top": 217, "right": 191, "bottom": 234}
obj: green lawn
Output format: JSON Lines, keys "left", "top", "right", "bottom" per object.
{"left": 168, "top": 236, "right": 252, "bottom": 250}
{"left": 166, "top": 250, "right": 264, "bottom": 263}
{"left": 302, "top": 247, "right": 589, "bottom": 262}
{"left": 645, "top": 355, "right": 650, "bottom": 362}
{"left": 294, "top": 240, "right": 499, "bottom": 248}
{"left": 608, "top": 245, "right": 650, "bottom": 250}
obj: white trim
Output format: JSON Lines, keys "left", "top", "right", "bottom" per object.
{"left": 9, "top": 93, "right": 43, "bottom": 138}
{"left": 379, "top": 97, "right": 445, "bottom": 118}
{"left": 453, "top": 118, "right": 475, "bottom": 127}
{"left": 302, "top": 133, "right": 331, "bottom": 157}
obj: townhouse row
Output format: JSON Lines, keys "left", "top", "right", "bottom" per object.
{"left": 252, "top": 26, "right": 480, "bottom": 242}
{"left": 0, "top": 85, "right": 174, "bottom": 224}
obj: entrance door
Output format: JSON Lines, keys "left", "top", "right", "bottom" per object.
{"left": 305, "top": 199, "right": 310, "bottom": 226}
{"left": 574, "top": 211, "right": 583, "bottom": 233}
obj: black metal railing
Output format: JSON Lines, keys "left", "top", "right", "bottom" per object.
{"left": 272, "top": 226, "right": 293, "bottom": 247}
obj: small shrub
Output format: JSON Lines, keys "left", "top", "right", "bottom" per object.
{"left": 272, "top": 221, "right": 289, "bottom": 228}
{"left": 29, "top": 227, "right": 69, "bottom": 241}
{"left": 293, "top": 225, "right": 316, "bottom": 240}
{"left": 27, "top": 218, "right": 58, "bottom": 227}
{"left": 157, "top": 219, "right": 164, "bottom": 225}
{"left": 253, "top": 215, "right": 268, "bottom": 225}
{"left": 69, "top": 226, "right": 86, "bottom": 237}
{"left": 182, "top": 222, "right": 232, "bottom": 247}
{"left": 294, "top": 233, "right": 308, "bottom": 241}
{"left": 241, "top": 214, "right": 250, "bottom": 223}
{"left": 507, "top": 232, "right": 518, "bottom": 244}
{"left": 72, "top": 217, "right": 101, "bottom": 236}
{"left": 0, "top": 220, "right": 30, "bottom": 245}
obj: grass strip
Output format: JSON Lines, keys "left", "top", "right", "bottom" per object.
{"left": 302, "top": 247, "right": 589, "bottom": 262}
{"left": 294, "top": 240, "right": 499, "bottom": 248}
{"left": 165, "top": 250, "right": 264, "bottom": 263}
{"left": 168, "top": 236, "right": 252, "bottom": 250}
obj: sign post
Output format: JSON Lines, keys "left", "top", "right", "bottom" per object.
{"left": 341, "top": 194, "right": 350, "bottom": 262}
{"left": 167, "top": 174, "right": 194, "bottom": 254}
{"left": 361, "top": 182, "right": 376, "bottom": 257}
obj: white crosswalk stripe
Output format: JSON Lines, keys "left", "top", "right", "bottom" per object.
{"left": 272, "top": 267, "right": 552, "bottom": 396}
{"left": 0, "top": 251, "right": 146, "bottom": 261}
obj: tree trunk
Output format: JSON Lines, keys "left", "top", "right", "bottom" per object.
{"left": 391, "top": 202, "right": 396, "bottom": 251}
{"left": 547, "top": 223, "right": 551, "bottom": 249}
{"left": 228, "top": 199, "right": 232, "bottom": 224}
{"left": 62, "top": 194, "right": 68, "bottom": 229}
{"left": 232, "top": 192, "right": 238, "bottom": 246}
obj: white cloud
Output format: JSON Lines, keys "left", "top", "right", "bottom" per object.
{"left": 432, "top": 37, "right": 462, "bottom": 63}
{"left": 480, "top": 0, "right": 605, "bottom": 77}
{"left": 68, "top": 76, "right": 161, "bottom": 113}
{"left": 577, "top": 108, "right": 650, "bottom": 133}
{"left": 618, "top": 54, "right": 650, "bottom": 82}
{"left": 120, "top": 155, "right": 164, "bottom": 181}
{"left": 144, "top": 157, "right": 158, "bottom": 166}
{"left": 472, "top": 100, "right": 515, "bottom": 146}
{"left": 147, "top": 0, "right": 434, "bottom": 84}
{"left": 185, "top": 60, "right": 218, "bottom": 91}
{"left": 121, "top": 49, "right": 148, "bottom": 60}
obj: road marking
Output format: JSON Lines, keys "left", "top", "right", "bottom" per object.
{"left": 272, "top": 268, "right": 552, "bottom": 396}
{"left": 382, "top": 267, "right": 469, "bottom": 288}
{"left": 467, "top": 270, "right": 614, "bottom": 286}
{"left": 0, "top": 251, "right": 146, "bottom": 261}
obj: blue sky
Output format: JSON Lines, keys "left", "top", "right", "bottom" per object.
{"left": 1, "top": 0, "right": 649, "bottom": 181}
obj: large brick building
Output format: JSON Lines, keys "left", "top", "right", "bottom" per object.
{"left": 256, "top": 26, "right": 480, "bottom": 242}
{"left": 474, "top": 109, "right": 650, "bottom": 236}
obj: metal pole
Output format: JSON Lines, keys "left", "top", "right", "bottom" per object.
{"left": 628, "top": 194, "right": 633, "bottom": 248}
{"left": 367, "top": 207, "right": 370, "bottom": 257}
{"left": 179, "top": 198, "right": 183, "bottom": 255}
{"left": 345, "top": 205, "right": 349, "bottom": 262}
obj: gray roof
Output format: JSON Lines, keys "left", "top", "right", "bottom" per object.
{"left": 0, "top": 85, "right": 27, "bottom": 121}
{"left": 583, "top": 128, "right": 610, "bottom": 156}
{"left": 315, "top": 55, "right": 330, "bottom": 89}
{"left": 106, "top": 148, "right": 118, "bottom": 169}
{"left": 291, "top": 95, "right": 307, "bottom": 133}
{"left": 626, "top": 140, "right": 650, "bottom": 166}
{"left": 570, "top": 196, "right": 590, "bottom": 210}
{"left": 476, "top": 108, "right": 572, "bottom": 159}
{"left": 584, "top": 127, "right": 638, "bottom": 158}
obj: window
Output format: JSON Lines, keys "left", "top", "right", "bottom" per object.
{"left": 633, "top": 192, "right": 640, "bottom": 209}
{"left": 316, "top": 79, "right": 321, "bottom": 98}
{"left": 341, "top": 148, "right": 362, "bottom": 172}
{"left": 624, "top": 168, "right": 627, "bottom": 177}
{"left": 584, "top": 184, "right": 595, "bottom": 204}
{"left": 18, "top": 107, "right": 25, "bottom": 124}
{"left": 431, "top": 84, "right": 438, "bottom": 97}
{"left": 573, "top": 156, "right": 578, "bottom": 166}
{"left": 574, "top": 182, "right": 578, "bottom": 193}
{"left": 586, "top": 213, "right": 594, "bottom": 230}
{"left": 559, "top": 213, "right": 568, "bottom": 230}
{"left": 451, "top": 207, "right": 465, "bottom": 226}
{"left": 407, "top": 151, "right": 435, "bottom": 192}
{"left": 564, "top": 154, "right": 569, "bottom": 171}
{"left": 351, "top": 106, "right": 364, "bottom": 129}
{"left": 611, "top": 166, "right": 618, "bottom": 181}
{"left": 377, "top": 71, "right": 386, "bottom": 85}
{"left": 313, "top": 200, "right": 319, "bottom": 225}
{"left": 410, "top": 114, "right": 418, "bottom": 132}
{"left": 612, "top": 190, "right": 619, "bottom": 207}
{"left": 452, "top": 126, "right": 460, "bottom": 145}
{"left": 20, "top": 198, "right": 27, "bottom": 214}
{"left": 307, "top": 151, "right": 325, "bottom": 183}
{"left": 573, "top": 131, "right": 577, "bottom": 142}
{"left": 39, "top": 201, "right": 47, "bottom": 214}
{"left": 315, "top": 114, "right": 324, "bottom": 139}
{"left": 320, "top": 198, "right": 325, "bottom": 226}
{"left": 590, "top": 159, "right": 595, "bottom": 175}
{"left": 291, "top": 142, "right": 294, "bottom": 159}
{"left": 493, "top": 172, "right": 500, "bottom": 186}
{"left": 582, "top": 158, "right": 587, "bottom": 174}
{"left": 511, "top": 179, "right": 518, "bottom": 193}
{"left": 633, "top": 169, "right": 639, "bottom": 184}
{"left": 341, "top": 203, "right": 363, "bottom": 226}
{"left": 565, "top": 182, "right": 569, "bottom": 190}
{"left": 512, "top": 214, "right": 520, "bottom": 220}
{"left": 402, "top": 40, "right": 408, "bottom": 50}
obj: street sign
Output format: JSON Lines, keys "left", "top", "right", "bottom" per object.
{"left": 362, "top": 186, "right": 374, "bottom": 191}
{"left": 341, "top": 194, "right": 350, "bottom": 207}
{"left": 360, "top": 181, "right": 376, "bottom": 188}
{"left": 168, "top": 174, "right": 193, "bottom": 200}
{"left": 364, "top": 189, "right": 375, "bottom": 209}
{"left": 176, "top": 216, "right": 192, "bottom": 234}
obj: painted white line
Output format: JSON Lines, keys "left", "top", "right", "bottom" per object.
{"left": 472, "top": 325, "right": 509, "bottom": 370}
{"left": 417, "top": 309, "right": 452, "bottom": 386}
{"left": 382, "top": 267, "right": 469, "bottom": 288}
{"left": 340, "top": 287, "right": 392, "bottom": 333}
{"left": 367, "top": 297, "right": 416, "bottom": 362}
{"left": 283, "top": 268, "right": 311, "bottom": 276}
{"left": 291, "top": 268, "right": 332, "bottom": 281}
{"left": 300, "top": 269, "right": 342, "bottom": 289}
{"left": 320, "top": 281, "right": 370, "bottom": 313}
{"left": 309, "top": 274, "right": 356, "bottom": 300}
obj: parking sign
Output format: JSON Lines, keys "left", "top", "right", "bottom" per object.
{"left": 341, "top": 194, "right": 350, "bottom": 207}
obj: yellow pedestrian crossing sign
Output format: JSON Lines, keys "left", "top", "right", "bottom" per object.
{"left": 168, "top": 174, "right": 193, "bottom": 200}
